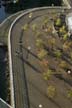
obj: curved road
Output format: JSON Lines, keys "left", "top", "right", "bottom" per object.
{"left": 10, "top": 8, "right": 71, "bottom": 108}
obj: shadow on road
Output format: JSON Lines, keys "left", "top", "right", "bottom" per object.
{"left": 21, "top": 45, "right": 41, "bottom": 61}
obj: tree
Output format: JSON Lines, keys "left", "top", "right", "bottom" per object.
{"left": 67, "top": 89, "right": 72, "bottom": 99}
{"left": 54, "top": 50, "right": 62, "bottom": 58}
{"left": 36, "top": 39, "right": 44, "bottom": 48}
{"left": 37, "top": 49, "right": 48, "bottom": 59}
{"left": 55, "top": 18, "right": 61, "bottom": 26}
{"left": 63, "top": 41, "right": 72, "bottom": 51}
{"left": 59, "top": 25, "right": 66, "bottom": 34}
{"left": 36, "top": 31, "right": 43, "bottom": 38}
{"left": 63, "top": 33, "right": 68, "bottom": 41}
{"left": 32, "top": 24, "right": 37, "bottom": 31}
{"left": 47, "top": 85, "right": 56, "bottom": 98}
{"left": 40, "top": 59, "right": 49, "bottom": 67}
{"left": 22, "top": 24, "right": 29, "bottom": 31}
{"left": 43, "top": 69, "right": 53, "bottom": 80}
{"left": 47, "top": 38, "right": 56, "bottom": 49}
{"left": 59, "top": 60, "right": 68, "bottom": 69}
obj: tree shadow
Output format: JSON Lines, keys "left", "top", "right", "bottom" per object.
{"left": 58, "top": 48, "right": 72, "bottom": 65}
{"left": 21, "top": 56, "right": 42, "bottom": 74}
{"left": 54, "top": 74, "right": 72, "bottom": 87}
{"left": 44, "top": 45, "right": 56, "bottom": 58}
{"left": 44, "top": 45, "right": 72, "bottom": 66}
{"left": 62, "top": 55, "right": 72, "bottom": 66}
{"left": 18, "top": 45, "right": 30, "bottom": 108}
{"left": 21, "top": 45, "right": 41, "bottom": 61}
{"left": 15, "top": 50, "right": 41, "bottom": 73}
{"left": 29, "top": 81, "right": 62, "bottom": 108}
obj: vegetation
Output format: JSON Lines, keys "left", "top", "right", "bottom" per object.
{"left": 47, "top": 85, "right": 56, "bottom": 98}
{"left": 36, "top": 39, "right": 44, "bottom": 48}
{"left": 1, "top": 9, "right": 72, "bottom": 107}
{"left": 63, "top": 33, "right": 69, "bottom": 41}
{"left": 37, "top": 49, "right": 48, "bottom": 59}
{"left": 32, "top": 13, "right": 72, "bottom": 106}
{"left": 55, "top": 18, "right": 61, "bottom": 26}
{"left": 22, "top": 24, "right": 29, "bottom": 31}
{"left": 35, "top": 31, "right": 43, "bottom": 38}
{"left": 18, "top": 9, "right": 72, "bottom": 108}
{"left": 32, "top": 24, "right": 37, "bottom": 31}
{"left": 43, "top": 69, "right": 53, "bottom": 80}
{"left": 54, "top": 50, "right": 62, "bottom": 58}
{"left": 59, "top": 60, "right": 68, "bottom": 69}
{"left": 67, "top": 89, "right": 72, "bottom": 99}
{"left": 29, "top": 12, "right": 33, "bottom": 18}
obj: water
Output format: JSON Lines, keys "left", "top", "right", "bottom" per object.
{"left": 0, "top": 6, "right": 10, "bottom": 23}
